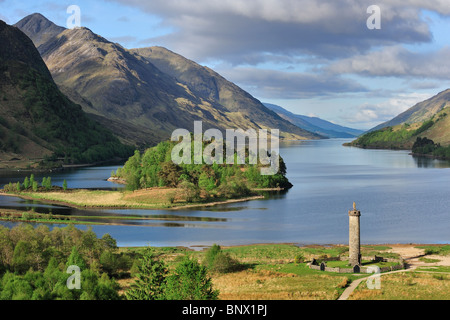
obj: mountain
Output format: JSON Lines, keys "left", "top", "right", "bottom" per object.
{"left": 0, "top": 20, "right": 133, "bottom": 167}
{"left": 130, "top": 47, "right": 320, "bottom": 140}
{"left": 263, "top": 103, "right": 364, "bottom": 138}
{"left": 370, "top": 89, "right": 450, "bottom": 132}
{"left": 15, "top": 14, "right": 321, "bottom": 147}
{"left": 347, "top": 89, "right": 450, "bottom": 149}
{"left": 13, "top": 13, "right": 65, "bottom": 48}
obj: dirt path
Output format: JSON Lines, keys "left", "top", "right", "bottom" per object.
{"left": 387, "top": 244, "right": 450, "bottom": 268}
{"left": 337, "top": 268, "right": 414, "bottom": 300}
{"left": 337, "top": 244, "right": 449, "bottom": 300}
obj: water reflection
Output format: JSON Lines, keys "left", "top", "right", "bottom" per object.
{"left": 0, "top": 165, "right": 126, "bottom": 189}
{"left": 412, "top": 155, "right": 450, "bottom": 168}
{"left": 0, "top": 193, "right": 230, "bottom": 226}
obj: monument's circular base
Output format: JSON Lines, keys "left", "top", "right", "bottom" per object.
{"left": 308, "top": 256, "right": 406, "bottom": 274}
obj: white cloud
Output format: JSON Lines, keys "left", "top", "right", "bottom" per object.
{"left": 219, "top": 67, "right": 367, "bottom": 99}
{"left": 107, "top": 0, "right": 441, "bottom": 64}
{"left": 328, "top": 45, "right": 450, "bottom": 79}
{"left": 344, "top": 92, "right": 433, "bottom": 127}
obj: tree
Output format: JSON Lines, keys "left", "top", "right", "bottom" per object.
{"left": 23, "top": 177, "right": 30, "bottom": 189}
{"left": 12, "top": 240, "right": 33, "bottom": 273}
{"left": 198, "top": 172, "right": 216, "bottom": 192}
{"left": 164, "top": 256, "right": 218, "bottom": 300}
{"left": 158, "top": 162, "right": 181, "bottom": 187}
{"left": 41, "top": 177, "right": 47, "bottom": 190}
{"left": 46, "top": 177, "right": 52, "bottom": 190}
{"left": 79, "top": 269, "right": 120, "bottom": 300}
{"left": 126, "top": 249, "right": 168, "bottom": 300}
{"left": 100, "top": 233, "right": 117, "bottom": 250}
{"left": 32, "top": 181, "right": 38, "bottom": 192}
{"left": 62, "top": 179, "right": 68, "bottom": 191}
{"left": 66, "top": 246, "right": 87, "bottom": 270}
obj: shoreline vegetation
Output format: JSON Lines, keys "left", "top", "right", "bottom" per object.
{"left": 0, "top": 189, "right": 267, "bottom": 211}
{"left": 344, "top": 136, "right": 450, "bottom": 161}
{"left": 0, "top": 223, "right": 448, "bottom": 300}
{"left": 0, "top": 156, "right": 128, "bottom": 171}
{"left": 344, "top": 109, "right": 450, "bottom": 161}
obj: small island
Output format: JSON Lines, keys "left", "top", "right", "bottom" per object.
{"left": 0, "top": 139, "right": 292, "bottom": 223}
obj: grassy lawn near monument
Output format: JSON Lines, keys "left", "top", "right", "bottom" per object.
{"left": 118, "top": 244, "right": 408, "bottom": 300}
{"left": 348, "top": 271, "right": 450, "bottom": 300}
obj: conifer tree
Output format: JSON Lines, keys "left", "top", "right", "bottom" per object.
{"left": 126, "top": 249, "right": 168, "bottom": 300}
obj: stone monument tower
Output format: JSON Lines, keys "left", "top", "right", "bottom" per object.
{"left": 348, "top": 202, "right": 361, "bottom": 266}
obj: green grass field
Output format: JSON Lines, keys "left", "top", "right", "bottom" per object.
{"left": 117, "top": 244, "right": 449, "bottom": 300}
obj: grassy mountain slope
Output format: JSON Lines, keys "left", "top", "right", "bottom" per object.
{"left": 263, "top": 103, "right": 363, "bottom": 138}
{"left": 371, "top": 89, "right": 450, "bottom": 131}
{"left": 347, "top": 89, "right": 450, "bottom": 150}
{"left": 0, "top": 20, "right": 133, "bottom": 167}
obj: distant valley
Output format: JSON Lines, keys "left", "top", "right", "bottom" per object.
{"left": 264, "top": 103, "right": 364, "bottom": 138}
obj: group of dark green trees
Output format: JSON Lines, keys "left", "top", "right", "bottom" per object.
{"left": 0, "top": 224, "right": 232, "bottom": 300}
{"left": 114, "top": 139, "right": 292, "bottom": 201}
{"left": 412, "top": 137, "right": 450, "bottom": 159}
{"left": 0, "top": 224, "right": 126, "bottom": 300}
{"left": 126, "top": 244, "right": 240, "bottom": 300}
{"left": 2, "top": 174, "right": 67, "bottom": 193}
{"left": 126, "top": 250, "right": 218, "bottom": 300}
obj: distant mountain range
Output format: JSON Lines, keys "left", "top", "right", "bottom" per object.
{"left": 263, "top": 103, "right": 364, "bottom": 138}
{"left": 0, "top": 20, "right": 132, "bottom": 166}
{"left": 347, "top": 89, "right": 450, "bottom": 149}
{"left": 13, "top": 13, "right": 322, "bottom": 148}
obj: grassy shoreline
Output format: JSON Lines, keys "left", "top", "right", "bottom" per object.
{"left": 0, "top": 188, "right": 266, "bottom": 211}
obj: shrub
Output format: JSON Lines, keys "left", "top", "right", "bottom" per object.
{"left": 166, "top": 192, "right": 176, "bottom": 204}
{"left": 203, "top": 244, "right": 241, "bottom": 273}
{"left": 337, "top": 277, "right": 350, "bottom": 289}
{"left": 164, "top": 256, "right": 219, "bottom": 300}
{"left": 294, "top": 253, "right": 305, "bottom": 264}
{"left": 204, "top": 244, "right": 222, "bottom": 268}
{"left": 178, "top": 180, "right": 200, "bottom": 203}
{"left": 210, "top": 252, "right": 240, "bottom": 273}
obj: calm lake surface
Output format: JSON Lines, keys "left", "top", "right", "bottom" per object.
{"left": 1, "top": 139, "right": 449, "bottom": 247}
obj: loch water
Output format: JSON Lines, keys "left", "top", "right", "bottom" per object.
{"left": 1, "top": 139, "right": 449, "bottom": 247}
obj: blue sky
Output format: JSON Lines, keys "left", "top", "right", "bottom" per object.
{"left": 1, "top": 0, "right": 450, "bottom": 130}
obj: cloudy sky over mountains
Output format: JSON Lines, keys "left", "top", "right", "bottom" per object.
{"left": 1, "top": 0, "right": 450, "bottom": 129}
